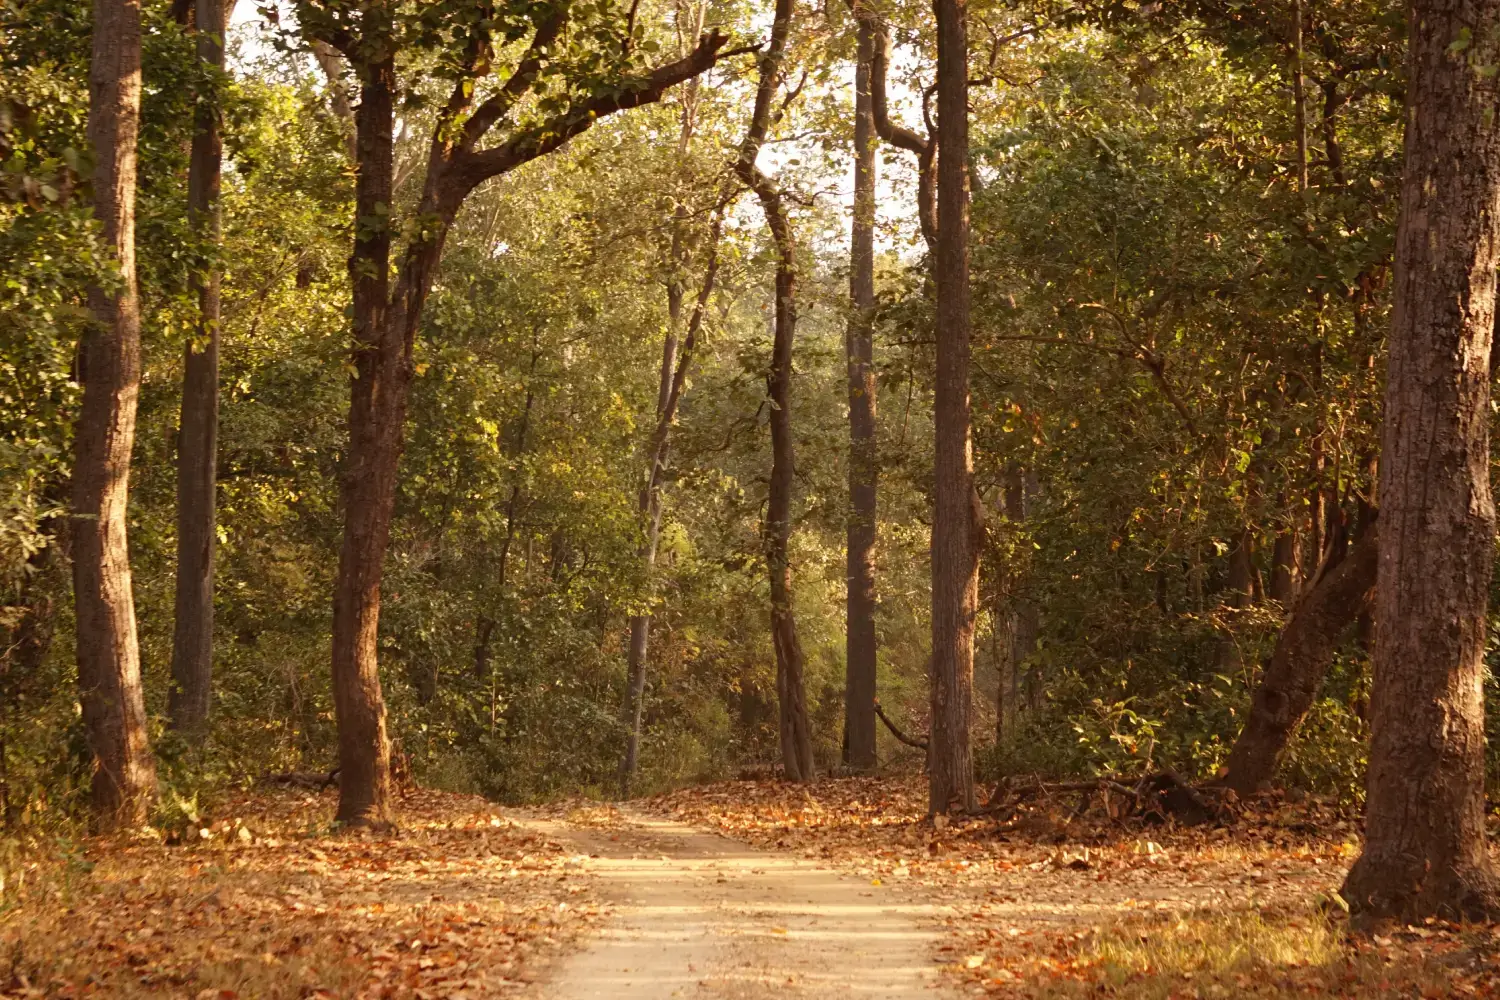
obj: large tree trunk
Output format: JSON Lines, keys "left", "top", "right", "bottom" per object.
{"left": 843, "top": 8, "right": 879, "bottom": 773}
{"left": 1341, "top": 0, "right": 1500, "bottom": 922}
{"left": 331, "top": 52, "right": 399, "bottom": 827}
{"left": 74, "top": 0, "right": 156, "bottom": 830}
{"left": 928, "top": 0, "right": 977, "bottom": 815}
{"left": 1219, "top": 529, "right": 1377, "bottom": 796}
{"left": 737, "top": 0, "right": 814, "bottom": 783}
{"left": 168, "top": 0, "right": 231, "bottom": 733}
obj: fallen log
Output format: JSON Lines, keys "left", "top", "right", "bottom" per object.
{"left": 984, "top": 770, "right": 1236, "bottom": 826}
{"left": 258, "top": 769, "right": 339, "bottom": 790}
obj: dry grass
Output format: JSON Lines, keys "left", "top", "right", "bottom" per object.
{"left": 0, "top": 787, "right": 601, "bottom": 999}
{"left": 1008, "top": 904, "right": 1498, "bottom": 998}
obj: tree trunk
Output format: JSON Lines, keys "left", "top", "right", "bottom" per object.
{"left": 844, "top": 9, "right": 879, "bottom": 773}
{"left": 618, "top": 285, "right": 677, "bottom": 798}
{"left": 1268, "top": 513, "right": 1300, "bottom": 605}
{"left": 331, "top": 51, "right": 399, "bottom": 828}
{"left": 74, "top": 0, "right": 156, "bottom": 830}
{"left": 308, "top": 15, "right": 732, "bottom": 824}
{"left": 1225, "top": 528, "right": 1254, "bottom": 607}
{"left": 736, "top": 0, "right": 814, "bottom": 783}
{"left": 996, "top": 466, "right": 1037, "bottom": 740}
{"left": 1219, "top": 529, "right": 1377, "bottom": 796}
{"left": 619, "top": 210, "right": 725, "bottom": 796}
{"left": 1341, "top": 0, "right": 1500, "bottom": 921}
{"left": 928, "top": 0, "right": 977, "bottom": 815}
{"left": 168, "top": 0, "right": 230, "bottom": 733}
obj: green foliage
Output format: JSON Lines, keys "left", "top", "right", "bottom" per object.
{"left": 0, "top": 0, "right": 1446, "bottom": 822}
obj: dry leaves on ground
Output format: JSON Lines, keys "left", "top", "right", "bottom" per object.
{"left": 643, "top": 776, "right": 1500, "bottom": 998}
{"left": 0, "top": 788, "right": 601, "bottom": 999}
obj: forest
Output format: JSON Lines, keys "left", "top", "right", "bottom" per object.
{"left": 4, "top": 0, "right": 1500, "bottom": 994}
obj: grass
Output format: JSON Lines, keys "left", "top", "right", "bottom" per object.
{"left": 1021, "top": 904, "right": 1493, "bottom": 999}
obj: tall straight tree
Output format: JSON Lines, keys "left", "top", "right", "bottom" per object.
{"left": 74, "top": 0, "right": 157, "bottom": 828}
{"left": 843, "top": 4, "right": 879, "bottom": 772}
{"left": 619, "top": 201, "right": 727, "bottom": 795}
{"left": 928, "top": 0, "right": 978, "bottom": 814}
{"left": 1341, "top": 0, "right": 1500, "bottom": 921}
{"left": 294, "top": 0, "right": 731, "bottom": 824}
{"left": 618, "top": 7, "right": 721, "bottom": 794}
{"left": 168, "top": 0, "right": 233, "bottom": 733}
{"left": 735, "top": 0, "right": 815, "bottom": 783}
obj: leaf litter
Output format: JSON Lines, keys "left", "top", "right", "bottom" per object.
{"left": 0, "top": 788, "right": 603, "bottom": 999}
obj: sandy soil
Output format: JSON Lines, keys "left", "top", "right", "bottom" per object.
{"left": 526, "top": 810, "right": 957, "bottom": 1000}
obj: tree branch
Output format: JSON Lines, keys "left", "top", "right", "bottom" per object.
{"left": 454, "top": 29, "right": 730, "bottom": 188}
{"left": 460, "top": 7, "right": 571, "bottom": 151}
{"left": 874, "top": 700, "right": 929, "bottom": 750}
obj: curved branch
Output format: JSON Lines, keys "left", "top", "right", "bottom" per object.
{"left": 454, "top": 29, "right": 731, "bottom": 188}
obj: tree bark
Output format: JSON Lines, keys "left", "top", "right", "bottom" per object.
{"left": 844, "top": 7, "right": 879, "bottom": 773}
{"left": 168, "top": 0, "right": 231, "bottom": 734}
{"left": 1341, "top": 0, "right": 1500, "bottom": 922}
{"left": 1225, "top": 528, "right": 1254, "bottom": 607}
{"left": 736, "top": 0, "right": 814, "bottom": 783}
{"left": 1219, "top": 529, "right": 1377, "bottom": 796}
{"left": 1268, "top": 510, "right": 1300, "bottom": 605}
{"left": 74, "top": 0, "right": 156, "bottom": 830}
{"left": 928, "top": 0, "right": 977, "bottom": 815}
{"left": 331, "top": 46, "right": 399, "bottom": 828}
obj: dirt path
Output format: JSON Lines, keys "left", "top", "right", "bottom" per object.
{"left": 526, "top": 810, "right": 956, "bottom": 1000}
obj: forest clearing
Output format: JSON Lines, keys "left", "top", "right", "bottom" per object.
{"left": 10, "top": 0, "right": 1500, "bottom": 992}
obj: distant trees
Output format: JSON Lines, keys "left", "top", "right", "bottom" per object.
{"left": 12, "top": 0, "right": 1497, "bottom": 839}
{"left": 291, "top": 0, "right": 732, "bottom": 822}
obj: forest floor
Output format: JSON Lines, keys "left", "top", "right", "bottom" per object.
{"left": 3, "top": 777, "right": 1499, "bottom": 999}
{"left": 0, "top": 787, "right": 603, "bottom": 999}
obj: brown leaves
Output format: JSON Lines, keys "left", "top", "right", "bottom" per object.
{"left": 641, "top": 776, "right": 1500, "bottom": 999}
{"left": 0, "top": 788, "right": 602, "bottom": 998}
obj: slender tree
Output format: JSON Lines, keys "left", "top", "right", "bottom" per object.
{"left": 618, "top": 7, "right": 721, "bottom": 793}
{"left": 168, "top": 0, "right": 233, "bottom": 733}
{"left": 735, "top": 0, "right": 815, "bottom": 782}
{"left": 843, "top": 4, "right": 879, "bottom": 772}
{"left": 1341, "top": 0, "right": 1500, "bottom": 921}
{"left": 928, "top": 0, "right": 978, "bottom": 814}
{"left": 74, "top": 0, "right": 157, "bottom": 828}
{"left": 294, "top": 0, "right": 732, "bottom": 823}
{"left": 619, "top": 207, "right": 728, "bottom": 796}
